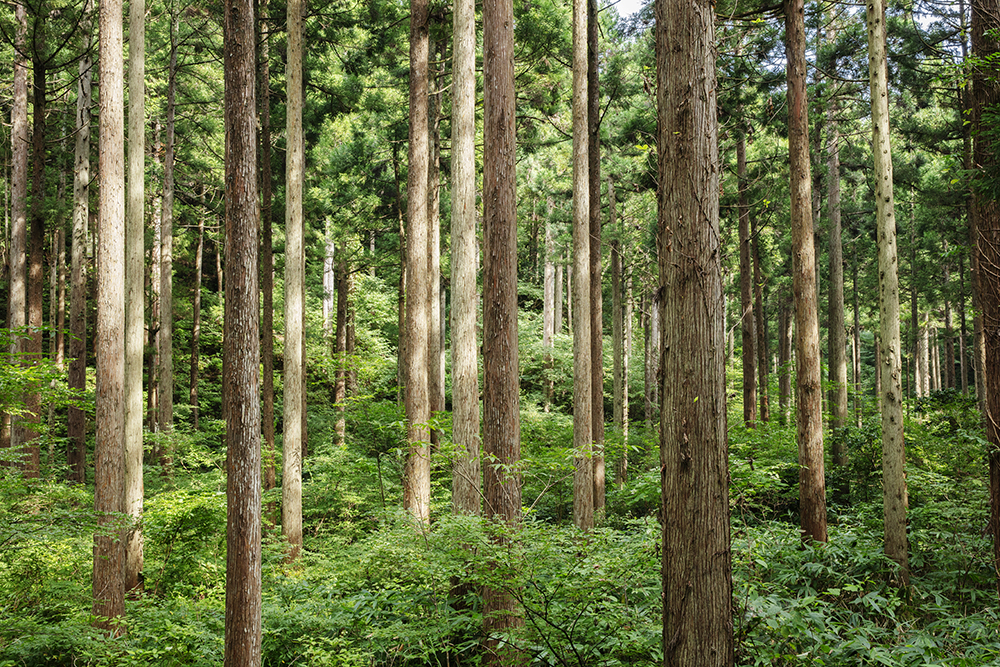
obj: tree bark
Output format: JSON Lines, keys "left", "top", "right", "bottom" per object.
{"left": 737, "top": 134, "right": 757, "bottom": 428}
{"left": 125, "top": 0, "right": 146, "bottom": 593}
{"left": 970, "top": 0, "right": 1000, "bottom": 597}
{"left": 785, "top": 0, "right": 827, "bottom": 543}
{"left": 572, "top": 0, "right": 593, "bottom": 533}
{"left": 827, "top": 42, "right": 848, "bottom": 461}
{"left": 93, "top": 0, "right": 126, "bottom": 628}
{"left": 190, "top": 215, "right": 204, "bottom": 429}
{"left": 334, "top": 242, "right": 349, "bottom": 446}
{"left": 656, "top": 0, "right": 734, "bottom": 659}
{"left": 428, "top": 38, "right": 445, "bottom": 446}
{"left": 9, "top": 1, "right": 28, "bottom": 468}
{"left": 588, "top": 0, "right": 605, "bottom": 516}
{"left": 223, "top": 0, "right": 262, "bottom": 656}
{"left": 159, "top": 13, "right": 179, "bottom": 451}
{"left": 404, "top": 0, "right": 432, "bottom": 526}
{"left": 482, "top": 0, "right": 523, "bottom": 655}
{"left": 68, "top": 3, "right": 92, "bottom": 482}
{"left": 543, "top": 214, "right": 556, "bottom": 412}
{"left": 611, "top": 178, "right": 628, "bottom": 486}
{"left": 283, "top": 0, "right": 305, "bottom": 557}
{"left": 451, "top": 0, "right": 480, "bottom": 517}
{"left": 778, "top": 298, "right": 792, "bottom": 425}
{"left": 867, "top": 0, "right": 909, "bottom": 585}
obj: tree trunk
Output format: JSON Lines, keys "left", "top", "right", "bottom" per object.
{"left": 785, "top": 0, "right": 827, "bottom": 543}
{"left": 451, "top": 0, "right": 480, "bottom": 518}
{"left": 572, "top": 0, "right": 593, "bottom": 533}
{"left": 543, "top": 214, "right": 555, "bottom": 412}
{"left": 93, "top": 0, "right": 126, "bottom": 628}
{"left": 970, "top": 0, "right": 1000, "bottom": 597}
{"left": 258, "top": 2, "right": 277, "bottom": 522}
{"left": 283, "top": 0, "right": 305, "bottom": 558}
{"left": 944, "top": 244, "right": 956, "bottom": 389}
{"left": 656, "top": 0, "right": 734, "bottom": 659}
{"left": 827, "top": 42, "right": 848, "bottom": 461}
{"left": 737, "top": 133, "right": 757, "bottom": 428}
{"left": 223, "top": 0, "right": 263, "bottom": 656}
{"left": 959, "top": 255, "right": 969, "bottom": 394}
{"left": 868, "top": 0, "right": 909, "bottom": 585}
{"left": 124, "top": 0, "right": 146, "bottom": 593}
{"left": 483, "top": 0, "right": 523, "bottom": 652}
{"left": 753, "top": 206, "right": 770, "bottom": 424}
{"left": 588, "top": 0, "right": 605, "bottom": 516}
{"left": 404, "top": 0, "right": 432, "bottom": 526}
{"left": 323, "top": 224, "right": 336, "bottom": 340}
{"left": 778, "top": 298, "right": 792, "bottom": 425}
{"left": 334, "top": 242, "right": 349, "bottom": 446}
{"left": 159, "top": 13, "right": 178, "bottom": 452}
{"left": 853, "top": 244, "right": 863, "bottom": 427}
{"left": 68, "top": 4, "right": 92, "bottom": 483}
{"left": 428, "top": 38, "right": 445, "bottom": 446}
{"left": 555, "top": 260, "right": 564, "bottom": 335}
{"left": 611, "top": 179, "right": 628, "bottom": 486}
{"left": 148, "top": 122, "right": 161, "bottom": 433}
{"left": 190, "top": 215, "right": 205, "bottom": 429}
{"left": 9, "top": 0, "right": 28, "bottom": 469}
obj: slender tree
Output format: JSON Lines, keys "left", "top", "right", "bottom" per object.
{"left": 283, "top": 0, "right": 305, "bottom": 557}
{"left": 222, "top": 0, "right": 262, "bottom": 655}
{"left": 9, "top": 0, "right": 28, "bottom": 468}
{"left": 124, "top": 0, "right": 145, "bottom": 593}
{"left": 588, "top": 0, "right": 605, "bottom": 516}
{"left": 970, "top": 0, "right": 1000, "bottom": 596}
{"left": 451, "top": 0, "right": 480, "bottom": 516}
{"left": 657, "top": 0, "right": 734, "bottom": 659}
{"left": 737, "top": 133, "right": 757, "bottom": 428}
{"left": 610, "top": 178, "right": 628, "bottom": 485}
{"left": 190, "top": 214, "right": 204, "bottom": 429}
{"left": 403, "top": 0, "right": 432, "bottom": 525}
{"left": 67, "top": 0, "right": 92, "bottom": 483}
{"left": 159, "top": 11, "right": 178, "bottom": 447}
{"left": 482, "top": 0, "right": 523, "bottom": 653}
{"left": 571, "top": 0, "right": 594, "bottom": 533}
{"left": 867, "top": 0, "right": 908, "bottom": 585}
{"left": 93, "top": 0, "right": 126, "bottom": 629}
{"left": 785, "top": 0, "right": 827, "bottom": 543}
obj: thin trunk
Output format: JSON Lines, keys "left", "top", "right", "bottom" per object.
{"left": 960, "top": 255, "right": 969, "bottom": 394}
{"left": 124, "top": 0, "right": 146, "bottom": 593}
{"left": 148, "top": 121, "right": 161, "bottom": 433}
{"left": 190, "top": 215, "right": 204, "bottom": 429}
{"left": 223, "top": 0, "right": 263, "bottom": 654}
{"left": 868, "top": 0, "right": 909, "bottom": 585}
{"left": 853, "top": 243, "right": 862, "bottom": 427}
{"left": 737, "top": 133, "right": 757, "bottom": 428}
{"left": 611, "top": 179, "right": 627, "bottom": 486}
{"left": 588, "top": 0, "right": 604, "bottom": 516}
{"left": 93, "top": 0, "right": 126, "bottom": 628}
{"left": 68, "top": 5, "right": 92, "bottom": 482}
{"left": 827, "top": 44, "right": 848, "bottom": 460}
{"left": 283, "top": 0, "right": 305, "bottom": 558}
{"left": 572, "top": 0, "right": 594, "bottom": 532}
{"left": 785, "top": 0, "right": 827, "bottom": 543}
{"left": 258, "top": 2, "right": 277, "bottom": 520}
{"left": 482, "top": 0, "right": 523, "bottom": 654}
{"left": 944, "top": 244, "right": 956, "bottom": 389}
{"left": 451, "top": 0, "right": 480, "bottom": 517}
{"left": 543, "top": 214, "right": 555, "bottom": 411}
{"left": 778, "top": 298, "right": 792, "bottom": 425}
{"left": 403, "top": 0, "right": 431, "bottom": 526}
{"left": 160, "top": 13, "right": 179, "bottom": 451}
{"left": 10, "top": 0, "right": 27, "bottom": 464}
{"left": 656, "top": 0, "right": 734, "bottom": 657}
{"left": 334, "top": 242, "right": 349, "bottom": 446}
{"left": 555, "top": 260, "right": 564, "bottom": 335}
{"left": 323, "top": 224, "right": 335, "bottom": 340}
{"left": 753, "top": 216, "right": 770, "bottom": 423}
{"left": 428, "top": 38, "right": 445, "bottom": 446}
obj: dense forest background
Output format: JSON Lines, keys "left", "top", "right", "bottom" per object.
{"left": 1, "top": 0, "right": 999, "bottom": 663}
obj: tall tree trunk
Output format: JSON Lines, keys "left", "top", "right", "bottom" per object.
{"left": 148, "top": 122, "right": 161, "bottom": 432}
{"left": 555, "top": 260, "right": 564, "bottom": 335}
{"left": 428, "top": 38, "right": 445, "bottom": 446}
{"left": 68, "top": 4, "right": 92, "bottom": 483}
{"left": 93, "top": 0, "right": 126, "bottom": 628}
{"left": 959, "top": 255, "right": 969, "bottom": 394}
{"left": 258, "top": 2, "right": 277, "bottom": 521}
{"left": 543, "top": 214, "right": 555, "bottom": 412}
{"left": 283, "top": 0, "right": 305, "bottom": 558}
{"left": 853, "top": 243, "right": 863, "bottom": 427}
{"left": 970, "top": 0, "right": 1000, "bottom": 597}
{"left": 753, "top": 208, "right": 770, "bottom": 423}
{"left": 190, "top": 215, "right": 204, "bottom": 429}
{"left": 222, "top": 0, "right": 263, "bottom": 655}
{"left": 451, "top": 0, "right": 480, "bottom": 517}
{"left": 827, "top": 42, "right": 848, "bottom": 463}
{"left": 323, "top": 224, "right": 336, "bottom": 340}
{"left": 9, "top": 0, "right": 28, "bottom": 469}
{"left": 159, "top": 13, "right": 178, "bottom": 453}
{"left": 868, "top": 0, "right": 909, "bottom": 585}
{"left": 778, "top": 298, "right": 792, "bottom": 425}
{"left": 656, "top": 0, "right": 734, "bottom": 659}
{"left": 404, "top": 0, "right": 431, "bottom": 526}
{"left": 588, "top": 0, "right": 605, "bottom": 516}
{"left": 737, "top": 133, "right": 757, "bottom": 428}
{"left": 334, "top": 242, "right": 349, "bottom": 446}
{"left": 572, "top": 0, "right": 593, "bottom": 533}
{"left": 611, "top": 179, "right": 628, "bottom": 486}
{"left": 944, "top": 243, "right": 956, "bottom": 389}
{"left": 125, "top": 0, "right": 146, "bottom": 593}
{"left": 482, "top": 0, "right": 523, "bottom": 653}
{"left": 785, "top": 0, "right": 827, "bottom": 543}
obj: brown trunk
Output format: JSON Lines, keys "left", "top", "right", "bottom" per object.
{"left": 93, "top": 0, "right": 126, "bottom": 629}
{"left": 190, "top": 215, "right": 204, "bottom": 429}
{"left": 223, "top": 0, "right": 263, "bottom": 655}
{"left": 160, "top": 13, "right": 178, "bottom": 452}
{"left": 737, "top": 134, "right": 757, "bottom": 428}
{"left": 588, "top": 0, "right": 605, "bottom": 515}
{"left": 785, "top": 0, "right": 827, "bottom": 543}
{"left": 334, "top": 242, "right": 349, "bottom": 445}
{"left": 777, "top": 298, "right": 792, "bottom": 426}
{"left": 827, "top": 41, "right": 848, "bottom": 460}
{"left": 656, "top": 0, "right": 734, "bottom": 659}
{"left": 753, "top": 218, "right": 770, "bottom": 423}
{"left": 482, "top": 0, "right": 523, "bottom": 655}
